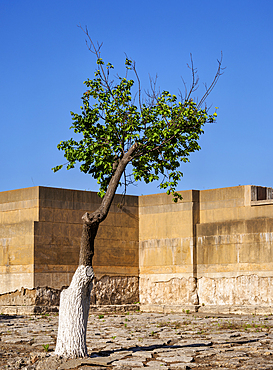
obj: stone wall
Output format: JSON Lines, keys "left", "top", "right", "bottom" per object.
{"left": 196, "top": 186, "right": 273, "bottom": 312}
{"left": 34, "top": 187, "right": 139, "bottom": 289}
{"left": 0, "top": 186, "right": 139, "bottom": 308}
{"left": 0, "top": 187, "right": 38, "bottom": 294}
{"left": 2, "top": 184, "right": 273, "bottom": 313}
{"left": 139, "top": 190, "right": 199, "bottom": 309}
{"left": 139, "top": 185, "right": 273, "bottom": 313}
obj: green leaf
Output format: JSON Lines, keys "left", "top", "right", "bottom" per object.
{"left": 52, "top": 165, "right": 63, "bottom": 173}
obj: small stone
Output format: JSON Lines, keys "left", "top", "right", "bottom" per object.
{"left": 30, "top": 355, "right": 39, "bottom": 364}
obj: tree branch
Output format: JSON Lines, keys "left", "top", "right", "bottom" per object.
{"left": 197, "top": 52, "right": 224, "bottom": 109}
{"left": 82, "top": 143, "right": 138, "bottom": 225}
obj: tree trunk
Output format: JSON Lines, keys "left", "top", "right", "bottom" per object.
{"left": 55, "top": 144, "right": 137, "bottom": 358}
{"left": 55, "top": 265, "right": 94, "bottom": 357}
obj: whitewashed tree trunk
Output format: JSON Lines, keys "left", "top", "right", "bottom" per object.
{"left": 55, "top": 265, "right": 94, "bottom": 358}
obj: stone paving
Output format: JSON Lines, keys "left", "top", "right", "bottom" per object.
{"left": 1, "top": 310, "right": 273, "bottom": 369}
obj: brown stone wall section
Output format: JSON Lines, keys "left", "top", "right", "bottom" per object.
{"left": 139, "top": 190, "right": 195, "bottom": 273}
{"left": 139, "top": 190, "right": 199, "bottom": 307}
{"left": 195, "top": 186, "right": 273, "bottom": 309}
{"left": 139, "top": 186, "right": 273, "bottom": 310}
{"left": 196, "top": 186, "right": 273, "bottom": 278}
{"left": 197, "top": 218, "right": 273, "bottom": 276}
{"left": 34, "top": 187, "right": 139, "bottom": 295}
{"left": 199, "top": 186, "right": 246, "bottom": 224}
{"left": 0, "top": 187, "right": 39, "bottom": 294}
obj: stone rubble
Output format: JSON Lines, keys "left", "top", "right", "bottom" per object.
{"left": 1, "top": 310, "right": 273, "bottom": 369}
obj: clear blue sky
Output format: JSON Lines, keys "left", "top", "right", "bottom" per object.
{"left": 1, "top": 0, "right": 273, "bottom": 195}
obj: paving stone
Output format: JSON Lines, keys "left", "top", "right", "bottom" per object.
{"left": 58, "top": 358, "right": 85, "bottom": 369}
{"left": 153, "top": 348, "right": 178, "bottom": 354}
{"left": 156, "top": 351, "right": 190, "bottom": 357}
{"left": 169, "top": 364, "right": 192, "bottom": 369}
{"left": 145, "top": 360, "right": 168, "bottom": 367}
{"left": 35, "top": 356, "right": 62, "bottom": 370}
{"left": 58, "top": 355, "right": 130, "bottom": 369}
{"left": 157, "top": 355, "right": 194, "bottom": 363}
{"left": 111, "top": 359, "right": 144, "bottom": 367}
{"left": 132, "top": 351, "right": 153, "bottom": 358}
{"left": 80, "top": 367, "right": 106, "bottom": 370}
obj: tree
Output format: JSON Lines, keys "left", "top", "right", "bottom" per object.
{"left": 53, "top": 28, "right": 223, "bottom": 358}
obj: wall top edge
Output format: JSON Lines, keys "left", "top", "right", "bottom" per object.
{"left": 0, "top": 186, "right": 39, "bottom": 204}
{"left": 0, "top": 185, "right": 137, "bottom": 197}
{"left": 0, "top": 184, "right": 269, "bottom": 200}
{"left": 139, "top": 185, "right": 244, "bottom": 197}
{"left": 0, "top": 186, "right": 39, "bottom": 195}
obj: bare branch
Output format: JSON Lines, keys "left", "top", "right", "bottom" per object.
{"left": 78, "top": 25, "right": 103, "bottom": 58}
{"left": 185, "top": 54, "right": 200, "bottom": 101}
{"left": 78, "top": 25, "right": 116, "bottom": 97}
{"left": 197, "top": 51, "right": 225, "bottom": 109}
{"left": 125, "top": 54, "right": 142, "bottom": 111}
{"left": 145, "top": 74, "right": 161, "bottom": 107}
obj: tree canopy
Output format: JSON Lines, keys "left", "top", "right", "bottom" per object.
{"left": 53, "top": 29, "right": 222, "bottom": 202}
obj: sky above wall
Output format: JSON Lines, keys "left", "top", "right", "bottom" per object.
{"left": 1, "top": 0, "right": 273, "bottom": 196}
